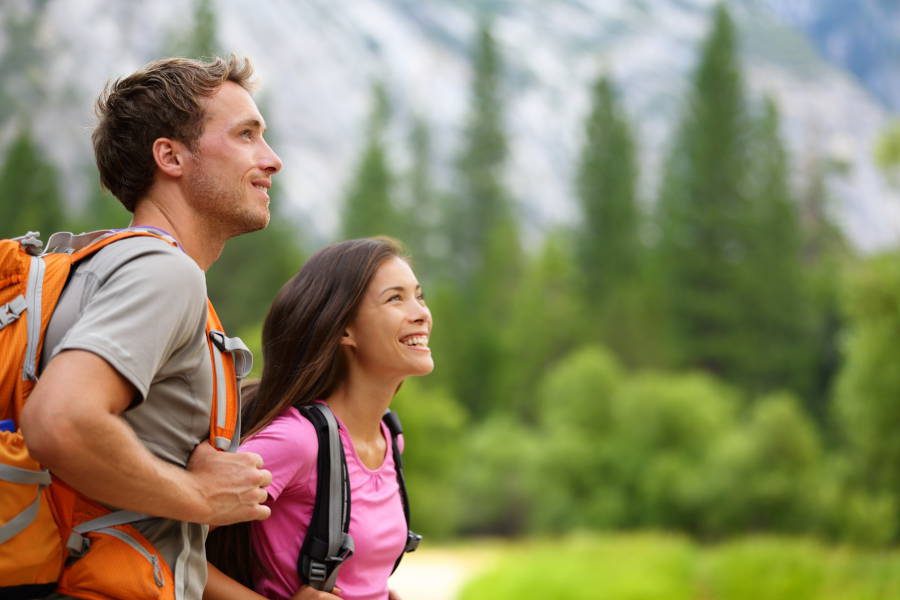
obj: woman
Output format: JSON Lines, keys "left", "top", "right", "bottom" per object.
{"left": 205, "top": 237, "right": 432, "bottom": 600}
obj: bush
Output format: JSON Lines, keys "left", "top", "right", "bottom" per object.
{"left": 457, "top": 534, "right": 900, "bottom": 600}
{"left": 392, "top": 378, "right": 468, "bottom": 538}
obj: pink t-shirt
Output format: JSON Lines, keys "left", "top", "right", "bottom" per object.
{"left": 240, "top": 405, "right": 407, "bottom": 600}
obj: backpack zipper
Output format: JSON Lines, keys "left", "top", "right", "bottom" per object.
{"left": 93, "top": 527, "right": 165, "bottom": 587}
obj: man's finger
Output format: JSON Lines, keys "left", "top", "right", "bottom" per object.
{"left": 239, "top": 450, "right": 265, "bottom": 468}
{"left": 258, "top": 468, "right": 272, "bottom": 488}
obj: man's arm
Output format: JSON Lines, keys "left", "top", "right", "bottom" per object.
{"left": 21, "top": 349, "right": 271, "bottom": 526}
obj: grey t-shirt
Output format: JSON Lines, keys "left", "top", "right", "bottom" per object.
{"left": 42, "top": 235, "right": 213, "bottom": 600}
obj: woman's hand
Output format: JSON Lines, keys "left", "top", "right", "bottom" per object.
{"left": 289, "top": 585, "right": 343, "bottom": 599}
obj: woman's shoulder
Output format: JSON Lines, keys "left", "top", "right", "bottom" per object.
{"left": 241, "top": 406, "right": 319, "bottom": 461}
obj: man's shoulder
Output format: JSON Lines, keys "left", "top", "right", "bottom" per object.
{"left": 85, "top": 234, "right": 204, "bottom": 291}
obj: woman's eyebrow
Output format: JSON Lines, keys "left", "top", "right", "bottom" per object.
{"left": 378, "top": 284, "right": 421, "bottom": 296}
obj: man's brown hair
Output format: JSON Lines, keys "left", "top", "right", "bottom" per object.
{"left": 92, "top": 55, "right": 254, "bottom": 212}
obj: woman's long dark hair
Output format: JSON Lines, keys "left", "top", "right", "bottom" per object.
{"left": 206, "top": 237, "right": 404, "bottom": 588}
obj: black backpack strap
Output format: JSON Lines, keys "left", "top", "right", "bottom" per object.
{"left": 297, "top": 404, "right": 354, "bottom": 592}
{"left": 382, "top": 410, "right": 422, "bottom": 574}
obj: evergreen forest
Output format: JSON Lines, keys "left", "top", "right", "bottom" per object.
{"left": 4, "top": 2, "right": 900, "bottom": 592}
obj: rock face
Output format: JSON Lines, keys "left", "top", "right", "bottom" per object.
{"left": 4, "top": 0, "right": 899, "bottom": 248}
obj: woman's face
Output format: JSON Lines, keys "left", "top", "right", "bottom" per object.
{"left": 342, "top": 256, "right": 434, "bottom": 379}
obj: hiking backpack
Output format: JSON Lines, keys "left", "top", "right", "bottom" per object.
{"left": 297, "top": 403, "right": 421, "bottom": 592}
{"left": 0, "top": 229, "right": 251, "bottom": 600}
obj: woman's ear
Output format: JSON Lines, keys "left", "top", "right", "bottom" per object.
{"left": 340, "top": 328, "right": 357, "bottom": 348}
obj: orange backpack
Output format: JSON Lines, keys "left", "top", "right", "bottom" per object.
{"left": 0, "top": 229, "right": 250, "bottom": 600}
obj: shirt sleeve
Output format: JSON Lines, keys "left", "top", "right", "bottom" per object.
{"left": 240, "top": 409, "right": 318, "bottom": 502}
{"left": 55, "top": 238, "right": 207, "bottom": 402}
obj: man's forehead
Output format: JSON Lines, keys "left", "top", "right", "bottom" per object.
{"left": 201, "top": 81, "right": 265, "bottom": 127}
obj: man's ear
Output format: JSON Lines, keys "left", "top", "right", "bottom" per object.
{"left": 152, "top": 137, "right": 188, "bottom": 177}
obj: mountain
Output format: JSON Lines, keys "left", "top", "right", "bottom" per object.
{"left": 3, "top": 0, "right": 899, "bottom": 250}
{"left": 764, "top": 0, "right": 900, "bottom": 112}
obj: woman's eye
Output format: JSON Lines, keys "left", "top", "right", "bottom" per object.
{"left": 387, "top": 294, "right": 402, "bottom": 302}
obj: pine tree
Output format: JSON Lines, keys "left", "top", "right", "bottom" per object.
{"left": 738, "top": 98, "right": 811, "bottom": 396}
{"left": 575, "top": 74, "right": 640, "bottom": 308}
{"left": 0, "top": 2, "right": 50, "bottom": 123}
{"left": 401, "top": 116, "right": 441, "bottom": 284}
{"left": 659, "top": 5, "right": 803, "bottom": 390}
{"left": 74, "top": 169, "right": 131, "bottom": 232}
{"left": 0, "top": 128, "right": 67, "bottom": 238}
{"left": 494, "top": 232, "right": 583, "bottom": 421}
{"left": 657, "top": 5, "right": 813, "bottom": 397}
{"left": 170, "top": 0, "right": 220, "bottom": 59}
{"left": 656, "top": 3, "right": 755, "bottom": 382}
{"left": 205, "top": 181, "right": 305, "bottom": 335}
{"left": 341, "top": 82, "right": 397, "bottom": 240}
{"left": 448, "top": 22, "right": 519, "bottom": 284}
{"left": 431, "top": 21, "right": 522, "bottom": 417}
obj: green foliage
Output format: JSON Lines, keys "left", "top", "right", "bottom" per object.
{"left": 459, "top": 534, "right": 900, "bottom": 600}
{"left": 575, "top": 73, "right": 640, "bottom": 308}
{"left": 494, "top": 233, "right": 585, "bottom": 421}
{"left": 656, "top": 5, "right": 813, "bottom": 399}
{"left": 875, "top": 119, "right": 900, "bottom": 187}
{"left": 0, "top": 128, "right": 68, "bottom": 238}
{"left": 656, "top": 4, "right": 753, "bottom": 377}
{"left": 399, "top": 117, "right": 442, "bottom": 284}
{"left": 701, "top": 393, "right": 824, "bottom": 535}
{"left": 834, "top": 252, "right": 900, "bottom": 525}
{"left": 531, "top": 346, "right": 626, "bottom": 530}
{"left": 169, "top": 0, "right": 220, "bottom": 59}
{"left": 434, "top": 21, "right": 522, "bottom": 418}
{"left": 341, "top": 82, "right": 398, "bottom": 240}
{"left": 72, "top": 170, "right": 131, "bottom": 232}
{"left": 454, "top": 415, "right": 540, "bottom": 536}
{"left": 460, "top": 534, "right": 697, "bottom": 600}
{"left": 0, "top": 2, "right": 51, "bottom": 122}
{"left": 206, "top": 183, "right": 305, "bottom": 333}
{"left": 391, "top": 378, "right": 468, "bottom": 538}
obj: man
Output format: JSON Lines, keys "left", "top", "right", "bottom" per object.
{"left": 21, "top": 55, "right": 282, "bottom": 599}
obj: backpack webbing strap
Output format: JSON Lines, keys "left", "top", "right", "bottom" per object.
{"left": 382, "top": 410, "right": 422, "bottom": 575}
{"left": 297, "top": 404, "right": 353, "bottom": 592}
{"left": 65, "top": 509, "right": 152, "bottom": 556}
{"left": 22, "top": 255, "right": 45, "bottom": 382}
{"left": 0, "top": 465, "right": 51, "bottom": 543}
{"left": 0, "top": 295, "right": 26, "bottom": 330}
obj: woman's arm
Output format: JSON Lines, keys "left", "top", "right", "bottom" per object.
{"left": 203, "top": 563, "right": 267, "bottom": 600}
{"left": 203, "top": 563, "right": 344, "bottom": 600}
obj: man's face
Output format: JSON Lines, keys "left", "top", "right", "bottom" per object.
{"left": 183, "top": 81, "right": 282, "bottom": 238}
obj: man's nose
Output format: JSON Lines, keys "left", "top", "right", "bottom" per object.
{"left": 260, "top": 140, "right": 283, "bottom": 174}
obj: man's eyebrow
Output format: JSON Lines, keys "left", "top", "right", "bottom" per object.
{"left": 235, "top": 118, "right": 265, "bottom": 132}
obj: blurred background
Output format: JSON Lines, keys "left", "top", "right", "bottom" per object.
{"left": 3, "top": 0, "right": 900, "bottom": 597}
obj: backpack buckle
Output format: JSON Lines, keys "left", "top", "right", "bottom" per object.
{"left": 404, "top": 530, "right": 422, "bottom": 553}
{"left": 13, "top": 231, "right": 43, "bottom": 256}
{"left": 0, "top": 295, "right": 27, "bottom": 329}
{"left": 66, "top": 532, "right": 91, "bottom": 557}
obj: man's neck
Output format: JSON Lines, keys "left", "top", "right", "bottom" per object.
{"left": 131, "top": 191, "right": 226, "bottom": 271}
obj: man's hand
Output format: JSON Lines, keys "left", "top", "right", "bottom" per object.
{"left": 187, "top": 443, "right": 272, "bottom": 525}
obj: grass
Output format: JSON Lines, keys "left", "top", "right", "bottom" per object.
{"left": 456, "top": 533, "right": 900, "bottom": 600}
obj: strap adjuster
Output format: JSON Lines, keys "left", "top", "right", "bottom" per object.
{"left": 66, "top": 532, "right": 90, "bottom": 557}
{"left": 404, "top": 531, "right": 422, "bottom": 553}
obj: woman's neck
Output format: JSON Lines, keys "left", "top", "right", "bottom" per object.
{"left": 325, "top": 372, "right": 399, "bottom": 445}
